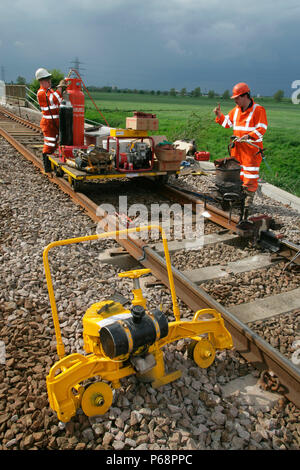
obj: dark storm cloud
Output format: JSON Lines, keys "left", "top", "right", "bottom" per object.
{"left": 0, "top": 0, "right": 299, "bottom": 95}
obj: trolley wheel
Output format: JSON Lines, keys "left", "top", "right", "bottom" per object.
{"left": 189, "top": 338, "right": 215, "bottom": 368}
{"left": 81, "top": 382, "right": 113, "bottom": 417}
{"left": 71, "top": 178, "right": 81, "bottom": 192}
{"left": 155, "top": 175, "right": 169, "bottom": 185}
{"left": 55, "top": 166, "right": 64, "bottom": 177}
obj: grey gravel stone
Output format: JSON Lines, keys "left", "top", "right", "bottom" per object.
{"left": 235, "top": 423, "right": 250, "bottom": 440}
{"left": 82, "top": 428, "right": 94, "bottom": 441}
{"left": 125, "top": 438, "right": 137, "bottom": 448}
{"left": 231, "top": 436, "right": 245, "bottom": 450}
{"left": 102, "top": 432, "right": 114, "bottom": 446}
{"left": 6, "top": 439, "right": 17, "bottom": 448}
{"left": 211, "top": 411, "right": 226, "bottom": 426}
{"left": 135, "top": 443, "right": 149, "bottom": 450}
{"left": 112, "top": 440, "right": 125, "bottom": 450}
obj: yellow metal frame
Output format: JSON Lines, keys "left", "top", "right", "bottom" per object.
{"left": 48, "top": 155, "right": 178, "bottom": 182}
{"left": 43, "top": 226, "right": 180, "bottom": 359}
{"left": 110, "top": 128, "right": 149, "bottom": 138}
{"left": 43, "top": 225, "right": 233, "bottom": 422}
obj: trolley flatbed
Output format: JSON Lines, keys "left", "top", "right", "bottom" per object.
{"left": 48, "top": 155, "right": 178, "bottom": 191}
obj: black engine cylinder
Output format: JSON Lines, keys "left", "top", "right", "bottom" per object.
{"left": 59, "top": 100, "right": 73, "bottom": 146}
{"left": 99, "top": 305, "right": 168, "bottom": 359}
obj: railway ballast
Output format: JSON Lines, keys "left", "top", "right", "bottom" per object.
{"left": 0, "top": 135, "right": 300, "bottom": 450}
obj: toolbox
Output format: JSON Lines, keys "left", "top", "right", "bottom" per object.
{"left": 194, "top": 151, "right": 210, "bottom": 161}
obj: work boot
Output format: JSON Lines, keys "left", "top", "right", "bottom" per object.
{"left": 243, "top": 188, "right": 255, "bottom": 217}
{"left": 42, "top": 153, "right": 52, "bottom": 173}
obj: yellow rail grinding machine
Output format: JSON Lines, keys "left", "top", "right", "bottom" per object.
{"left": 43, "top": 225, "right": 233, "bottom": 422}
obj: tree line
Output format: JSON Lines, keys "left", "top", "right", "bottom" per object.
{"left": 11, "top": 71, "right": 286, "bottom": 102}
{"left": 87, "top": 85, "right": 227, "bottom": 98}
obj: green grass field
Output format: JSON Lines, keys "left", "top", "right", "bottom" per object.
{"left": 84, "top": 93, "right": 300, "bottom": 196}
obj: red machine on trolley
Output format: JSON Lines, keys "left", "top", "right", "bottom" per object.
{"left": 48, "top": 70, "right": 184, "bottom": 190}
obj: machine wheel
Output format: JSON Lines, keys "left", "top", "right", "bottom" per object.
{"left": 81, "top": 382, "right": 113, "bottom": 417}
{"left": 189, "top": 338, "right": 215, "bottom": 368}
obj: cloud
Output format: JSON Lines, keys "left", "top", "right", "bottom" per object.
{"left": 165, "top": 39, "right": 191, "bottom": 57}
{"left": 0, "top": 0, "right": 299, "bottom": 94}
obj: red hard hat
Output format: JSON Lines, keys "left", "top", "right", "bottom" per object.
{"left": 231, "top": 82, "right": 250, "bottom": 99}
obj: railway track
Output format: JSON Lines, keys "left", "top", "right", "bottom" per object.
{"left": 0, "top": 106, "right": 299, "bottom": 450}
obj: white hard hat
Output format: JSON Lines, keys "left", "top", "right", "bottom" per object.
{"left": 35, "top": 68, "right": 51, "bottom": 81}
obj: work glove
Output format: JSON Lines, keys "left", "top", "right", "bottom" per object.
{"left": 237, "top": 134, "right": 251, "bottom": 142}
{"left": 58, "top": 79, "right": 68, "bottom": 90}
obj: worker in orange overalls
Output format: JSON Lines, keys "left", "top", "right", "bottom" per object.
{"left": 35, "top": 68, "right": 67, "bottom": 172}
{"left": 214, "top": 82, "right": 268, "bottom": 214}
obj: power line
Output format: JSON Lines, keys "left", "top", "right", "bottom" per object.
{"left": 70, "top": 57, "right": 85, "bottom": 77}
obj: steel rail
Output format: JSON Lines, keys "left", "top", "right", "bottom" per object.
{"left": 159, "top": 183, "right": 240, "bottom": 231}
{"left": 0, "top": 106, "right": 42, "bottom": 132}
{"left": 0, "top": 126, "right": 44, "bottom": 170}
{"left": 1, "top": 110, "right": 299, "bottom": 407}
{"left": 279, "top": 239, "right": 300, "bottom": 267}
{"left": 159, "top": 182, "right": 300, "bottom": 264}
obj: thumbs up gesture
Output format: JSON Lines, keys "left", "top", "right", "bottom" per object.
{"left": 213, "top": 103, "right": 222, "bottom": 118}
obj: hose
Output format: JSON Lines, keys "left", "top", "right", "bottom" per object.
{"left": 67, "top": 68, "right": 110, "bottom": 127}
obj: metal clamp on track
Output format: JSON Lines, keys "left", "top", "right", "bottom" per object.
{"left": 138, "top": 245, "right": 148, "bottom": 262}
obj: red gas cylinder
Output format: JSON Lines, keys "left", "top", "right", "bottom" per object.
{"left": 194, "top": 151, "right": 210, "bottom": 161}
{"left": 66, "top": 77, "right": 85, "bottom": 147}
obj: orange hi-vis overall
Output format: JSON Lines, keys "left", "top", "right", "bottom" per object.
{"left": 215, "top": 101, "right": 268, "bottom": 192}
{"left": 37, "top": 86, "right": 63, "bottom": 154}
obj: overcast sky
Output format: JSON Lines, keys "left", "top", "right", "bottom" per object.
{"left": 0, "top": 0, "right": 299, "bottom": 96}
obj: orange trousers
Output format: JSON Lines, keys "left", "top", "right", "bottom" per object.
{"left": 40, "top": 118, "right": 59, "bottom": 154}
{"left": 232, "top": 142, "right": 262, "bottom": 192}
